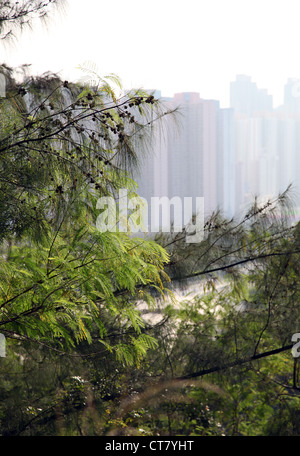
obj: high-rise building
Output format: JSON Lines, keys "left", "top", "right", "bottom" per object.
{"left": 230, "top": 75, "right": 273, "bottom": 116}
{"left": 283, "top": 78, "right": 300, "bottom": 113}
{"left": 135, "top": 75, "right": 300, "bottom": 229}
{"left": 217, "top": 108, "right": 235, "bottom": 218}
{"left": 135, "top": 91, "right": 236, "bottom": 228}
{"left": 167, "top": 93, "right": 219, "bottom": 217}
{"left": 234, "top": 114, "right": 279, "bottom": 211}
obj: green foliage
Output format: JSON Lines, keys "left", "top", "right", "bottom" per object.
{"left": 0, "top": 1, "right": 66, "bottom": 41}
{"left": 0, "top": 63, "right": 179, "bottom": 436}
{"left": 0, "top": 66, "right": 176, "bottom": 369}
{"left": 1, "top": 40, "right": 300, "bottom": 436}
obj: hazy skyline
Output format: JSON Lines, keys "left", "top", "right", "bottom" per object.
{"left": 2, "top": 0, "right": 300, "bottom": 108}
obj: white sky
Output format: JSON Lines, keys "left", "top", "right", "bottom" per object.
{"left": 2, "top": 0, "right": 300, "bottom": 108}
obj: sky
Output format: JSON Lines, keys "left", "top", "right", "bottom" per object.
{"left": 2, "top": 0, "right": 300, "bottom": 108}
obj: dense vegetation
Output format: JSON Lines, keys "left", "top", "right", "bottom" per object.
{"left": 0, "top": 0, "right": 300, "bottom": 436}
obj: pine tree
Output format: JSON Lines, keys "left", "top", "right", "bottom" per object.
{"left": 0, "top": 0, "right": 66, "bottom": 40}
{"left": 0, "top": 64, "right": 177, "bottom": 364}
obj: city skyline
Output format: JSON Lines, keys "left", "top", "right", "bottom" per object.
{"left": 135, "top": 76, "right": 300, "bottom": 226}
{"left": 2, "top": 0, "right": 300, "bottom": 109}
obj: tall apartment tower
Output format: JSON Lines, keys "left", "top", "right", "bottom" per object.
{"left": 230, "top": 75, "right": 276, "bottom": 213}
{"left": 217, "top": 108, "right": 235, "bottom": 218}
{"left": 283, "top": 78, "right": 300, "bottom": 113}
{"left": 167, "top": 93, "right": 236, "bottom": 218}
{"left": 230, "top": 75, "right": 273, "bottom": 115}
{"left": 135, "top": 91, "right": 236, "bottom": 231}
{"left": 166, "top": 93, "right": 220, "bottom": 217}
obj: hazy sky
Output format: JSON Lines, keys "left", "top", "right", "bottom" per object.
{"left": 2, "top": 0, "right": 300, "bottom": 108}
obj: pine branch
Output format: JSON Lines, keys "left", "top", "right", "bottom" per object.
{"left": 169, "top": 249, "right": 300, "bottom": 283}
{"left": 175, "top": 343, "right": 294, "bottom": 381}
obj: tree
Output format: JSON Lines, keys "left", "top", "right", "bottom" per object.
{"left": 0, "top": 0, "right": 66, "bottom": 40}
{"left": 1, "top": 64, "right": 299, "bottom": 434}
{"left": 0, "top": 5, "right": 182, "bottom": 435}
{"left": 113, "top": 191, "right": 300, "bottom": 436}
{"left": 0, "top": 63, "right": 179, "bottom": 365}
{"left": 1, "top": 3, "right": 300, "bottom": 435}
{"left": 62, "top": 190, "right": 299, "bottom": 437}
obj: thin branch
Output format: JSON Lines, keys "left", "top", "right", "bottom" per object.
{"left": 169, "top": 249, "right": 300, "bottom": 282}
{"left": 253, "top": 255, "right": 291, "bottom": 356}
{"left": 176, "top": 343, "right": 294, "bottom": 381}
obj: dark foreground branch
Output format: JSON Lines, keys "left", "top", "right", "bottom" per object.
{"left": 170, "top": 249, "right": 300, "bottom": 283}
{"left": 176, "top": 343, "right": 294, "bottom": 380}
